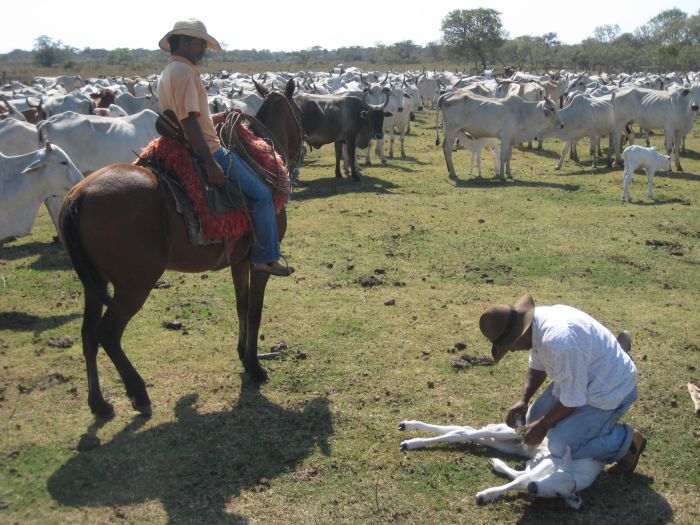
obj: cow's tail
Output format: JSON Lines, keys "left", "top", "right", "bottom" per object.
{"left": 60, "top": 193, "right": 113, "bottom": 308}
{"left": 435, "top": 97, "right": 442, "bottom": 146}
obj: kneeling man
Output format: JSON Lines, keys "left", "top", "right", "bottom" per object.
{"left": 479, "top": 294, "right": 646, "bottom": 472}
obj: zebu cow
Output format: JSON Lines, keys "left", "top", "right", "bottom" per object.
{"left": 0, "top": 143, "right": 82, "bottom": 241}
{"left": 366, "top": 82, "right": 411, "bottom": 163}
{"left": 37, "top": 109, "right": 159, "bottom": 175}
{"left": 436, "top": 91, "right": 563, "bottom": 179}
{"left": 621, "top": 145, "right": 671, "bottom": 202}
{"left": 114, "top": 91, "right": 159, "bottom": 115}
{"left": 416, "top": 72, "right": 441, "bottom": 109}
{"left": 0, "top": 95, "right": 28, "bottom": 121}
{"left": 612, "top": 86, "right": 700, "bottom": 171}
{"left": 0, "top": 118, "right": 38, "bottom": 155}
{"left": 399, "top": 421, "right": 603, "bottom": 509}
{"left": 294, "top": 92, "right": 391, "bottom": 180}
{"left": 27, "top": 91, "right": 94, "bottom": 121}
{"left": 546, "top": 93, "right": 615, "bottom": 170}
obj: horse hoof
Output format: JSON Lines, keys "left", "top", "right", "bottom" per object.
{"left": 249, "top": 366, "right": 269, "bottom": 385}
{"left": 131, "top": 398, "right": 152, "bottom": 417}
{"left": 90, "top": 400, "right": 115, "bottom": 419}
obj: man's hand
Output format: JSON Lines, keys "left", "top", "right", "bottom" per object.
{"left": 205, "top": 159, "right": 225, "bottom": 186}
{"left": 506, "top": 400, "right": 528, "bottom": 428}
{"left": 524, "top": 417, "right": 548, "bottom": 446}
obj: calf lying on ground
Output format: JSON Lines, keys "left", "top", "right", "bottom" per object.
{"left": 399, "top": 420, "right": 603, "bottom": 509}
{"left": 622, "top": 145, "right": 671, "bottom": 202}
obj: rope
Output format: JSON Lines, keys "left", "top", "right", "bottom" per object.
{"left": 219, "top": 110, "right": 292, "bottom": 196}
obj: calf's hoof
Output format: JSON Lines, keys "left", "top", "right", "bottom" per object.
{"left": 527, "top": 481, "right": 538, "bottom": 495}
{"left": 398, "top": 422, "right": 406, "bottom": 431}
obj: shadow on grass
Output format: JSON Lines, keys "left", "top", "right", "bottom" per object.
{"left": 451, "top": 176, "right": 580, "bottom": 192}
{"left": 516, "top": 471, "right": 673, "bottom": 524}
{"left": 623, "top": 197, "right": 691, "bottom": 206}
{"left": 654, "top": 170, "right": 700, "bottom": 182}
{"left": 0, "top": 311, "right": 81, "bottom": 334}
{"left": 292, "top": 173, "right": 399, "bottom": 201}
{"left": 48, "top": 380, "right": 333, "bottom": 524}
{"left": 431, "top": 443, "right": 672, "bottom": 523}
{"left": 0, "top": 239, "right": 72, "bottom": 271}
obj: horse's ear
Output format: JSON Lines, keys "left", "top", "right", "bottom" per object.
{"left": 285, "top": 78, "right": 295, "bottom": 98}
{"left": 252, "top": 76, "right": 269, "bottom": 97}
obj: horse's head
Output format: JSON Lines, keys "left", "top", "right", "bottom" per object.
{"left": 254, "top": 79, "right": 304, "bottom": 172}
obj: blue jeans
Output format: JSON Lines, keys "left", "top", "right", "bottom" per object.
{"left": 526, "top": 383, "right": 637, "bottom": 462}
{"left": 214, "top": 147, "right": 280, "bottom": 264}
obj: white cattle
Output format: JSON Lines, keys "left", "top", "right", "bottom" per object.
{"left": 436, "top": 91, "right": 563, "bottom": 178}
{"left": 114, "top": 91, "right": 159, "bottom": 115}
{"left": 0, "top": 118, "right": 38, "bottom": 155}
{"left": 0, "top": 143, "right": 83, "bottom": 240}
{"left": 93, "top": 104, "right": 128, "bottom": 118}
{"left": 366, "top": 82, "right": 411, "bottom": 162}
{"left": 416, "top": 73, "right": 440, "bottom": 109}
{"left": 399, "top": 420, "right": 602, "bottom": 510}
{"left": 547, "top": 93, "right": 615, "bottom": 170}
{"left": 621, "top": 145, "right": 671, "bottom": 201}
{"left": 37, "top": 109, "right": 159, "bottom": 175}
{"left": 454, "top": 136, "right": 500, "bottom": 178}
{"left": 27, "top": 91, "right": 94, "bottom": 121}
{"left": 0, "top": 96, "right": 28, "bottom": 121}
{"left": 612, "top": 86, "right": 700, "bottom": 171}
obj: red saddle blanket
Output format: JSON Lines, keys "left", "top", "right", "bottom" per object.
{"left": 138, "top": 132, "right": 288, "bottom": 245}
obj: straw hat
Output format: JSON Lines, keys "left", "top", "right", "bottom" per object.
{"left": 479, "top": 294, "right": 535, "bottom": 363}
{"left": 159, "top": 18, "right": 222, "bottom": 52}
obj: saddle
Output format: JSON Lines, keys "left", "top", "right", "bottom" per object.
{"left": 156, "top": 110, "right": 246, "bottom": 213}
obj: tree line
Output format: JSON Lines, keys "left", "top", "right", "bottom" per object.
{"left": 1, "top": 7, "right": 698, "bottom": 78}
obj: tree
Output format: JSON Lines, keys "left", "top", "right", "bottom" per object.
{"left": 593, "top": 24, "right": 621, "bottom": 43}
{"left": 33, "top": 35, "right": 66, "bottom": 67}
{"left": 441, "top": 8, "right": 505, "bottom": 70}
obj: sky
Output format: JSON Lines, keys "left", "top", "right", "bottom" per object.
{"left": 1, "top": 1, "right": 697, "bottom": 54}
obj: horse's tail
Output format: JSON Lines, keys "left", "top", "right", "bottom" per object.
{"left": 60, "top": 193, "right": 113, "bottom": 307}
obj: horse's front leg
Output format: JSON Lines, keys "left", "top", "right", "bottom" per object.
{"left": 230, "top": 259, "right": 250, "bottom": 363}
{"left": 243, "top": 267, "right": 272, "bottom": 383}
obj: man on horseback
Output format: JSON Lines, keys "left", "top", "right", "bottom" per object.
{"left": 157, "top": 18, "right": 294, "bottom": 276}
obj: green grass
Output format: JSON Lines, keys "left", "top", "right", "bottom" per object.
{"left": 1, "top": 110, "right": 699, "bottom": 524}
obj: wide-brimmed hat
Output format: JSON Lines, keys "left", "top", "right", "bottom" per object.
{"left": 479, "top": 294, "right": 535, "bottom": 363}
{"left": 159, "top": 18, "right": 222, "bottom": 52}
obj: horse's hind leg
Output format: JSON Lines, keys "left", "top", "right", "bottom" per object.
{"left": 231, "top": 259, "right": 250, "bottom": 364}
{"left": 82, "top": 289, "right": 112, "bottom": 417}
{"left": 98, "top": 286, "right": 154, "bottom": 416}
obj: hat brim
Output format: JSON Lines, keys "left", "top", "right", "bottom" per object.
{"left": 491, "top": 294, "right": 535, "bottom": 363}
{"left": 159, "top": 30, "right": 222, "bottom": 52}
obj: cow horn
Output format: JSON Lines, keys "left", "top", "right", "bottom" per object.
{"left": 381, "top": 72, "right": 389, "bottom": 85}
{"left": 360, "top": 72, "right": 368, "bottom": 86}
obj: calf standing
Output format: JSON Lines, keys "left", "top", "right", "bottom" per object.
{"left": 621, "top": 145, "right": 671, "bottom": 201}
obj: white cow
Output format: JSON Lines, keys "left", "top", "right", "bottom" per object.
{"left": 612, "top": 86, "right": 700, "bottom": 171}
{"left": 0, "top": 143, "right": 83, "bottom": 240}
{"left": 93, "top": 104, "right": 129, "bottom": 118}
{"left": 621, "top": 145, "right": 671, "bottom": 202}
{"left": 114, "top": 91, "right": 159, "bottom": 115}
{"left": 366, "top": 82, "right": 411, "bottom": 162}
{"left": 399, "top": 420, "right": 603, "bottom": 510}
{"left": 37, "top": 109, "right": 159, "bottom": 175}
{"left": 454, "top": 136, "right": 501, "bottom": 178}
{"left": 437, "top": 91, "right": 563, "bottom": 178}
{"left": 547, "top": 93, "right": 615, "bottom": 170}
{"left": 0, "top": 118, "right": 39, "bottom": 155}
{"left": 27, "top": 91, "right": 94, "bottom": 120}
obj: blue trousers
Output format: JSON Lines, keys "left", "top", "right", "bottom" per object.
{"left": 214, "top": 147, "right": 280, "bottom": 264}
{"left": 526, "top": 383, "right": 637, "bottom": 462}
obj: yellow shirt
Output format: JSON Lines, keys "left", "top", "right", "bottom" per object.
{"left": 157, "top": 55, "right": 220, "bottom": 153}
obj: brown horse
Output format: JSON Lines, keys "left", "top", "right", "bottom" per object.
{"left": 60, "top": 79, "right": 303, "bottom": 417}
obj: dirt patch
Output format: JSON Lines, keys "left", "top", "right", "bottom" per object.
{"left": 451, "top": 354, "right": 495, "bottom": 370}
{"left": 47, "top": 336, "right": 74, "bottom": 349}
{"left": 645, "top": 240, "right": 684, "bottom": 256}
{"left": 36, "top": 373, "right": 72, "bottom": 390}
{"left": 357, "top": 275, "right": 384, "bottom": 288}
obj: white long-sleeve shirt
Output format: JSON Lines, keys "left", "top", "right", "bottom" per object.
{"left": 528, "top": 305, "right": 638, "bottom": 410}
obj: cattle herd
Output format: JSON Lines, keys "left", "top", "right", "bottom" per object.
{"left": 1, "top": 66, "right": 700, "bottom": 241}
